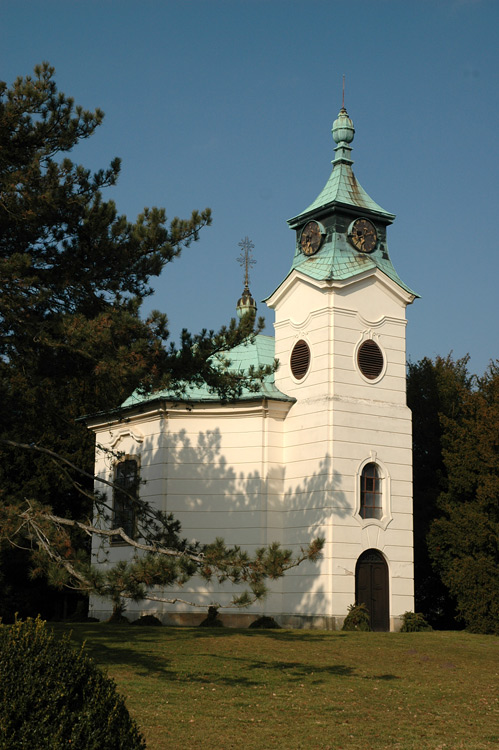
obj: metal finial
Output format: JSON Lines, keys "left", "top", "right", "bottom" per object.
{"left": 237, "top": 236, "right": 256, "bottom": 290}
{"left": 342, "top": 74, "right": 345, "bottom": 109}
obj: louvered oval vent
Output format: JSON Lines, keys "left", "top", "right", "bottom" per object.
{"left": 290, "top": 339, "right": 310, "bottom": 380}
{"left": 357, "top": 340, "right": 384, "bottom": 380}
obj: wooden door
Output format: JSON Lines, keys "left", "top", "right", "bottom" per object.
{"left": 355, "top": 550, "right": 389, "bottom": 631}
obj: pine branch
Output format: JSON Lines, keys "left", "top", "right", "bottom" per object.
{"left": 0, "top": 438, "right": 135, "bottom": 503}
{"left": 15, "top": 501, "right": 324, "bottom": 611}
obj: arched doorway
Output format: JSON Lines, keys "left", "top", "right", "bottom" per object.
{"left": 355, "top": 549, "right": 389, "bottom": 631}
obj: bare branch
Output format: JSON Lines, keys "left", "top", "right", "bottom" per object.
{"left": 0, "top": 437, "right": 146, "bottom": 512}
{"left": 0, "top": 438, "right": 120, "bottom": 495}
{"left": 26, "top": 508, "right": 206, "bottom": 562}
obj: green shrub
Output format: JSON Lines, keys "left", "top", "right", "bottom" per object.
{"left": 132, "top": 615, "right": 162, "bottom": 626}
{"left": 400, "top": 611, "right": 433, "bottom": 632}
{"left": 0, "top": 616, "right": 146, "bottom": 750}
{"left": 342, "top": 603, "right": 372, "bottom": 631}
{"left": 249, "top": 616, "right": 281, "bottom": 629}
{"left": 199, "top": 606, "right": 223, "bottom": 627}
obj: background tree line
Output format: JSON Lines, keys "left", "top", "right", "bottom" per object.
{"left": 408, "top": 355, "right": 498, "bottom": 634}
{"left": 0, "top": 64, "right": 496, "bottom": 632}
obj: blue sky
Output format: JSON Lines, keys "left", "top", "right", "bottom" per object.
{"left": 2, "top": 0, "right": 498, "bottom": 376}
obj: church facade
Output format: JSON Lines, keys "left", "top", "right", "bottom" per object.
{"left": 87, "top": 106, "right": 418, "bottom": 630}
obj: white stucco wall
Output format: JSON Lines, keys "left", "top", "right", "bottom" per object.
{"left": 267, "top": 268, "right": 415, "bottom": 628}
{"left": 88, "top": 268, "right": 414, "bottom": 629}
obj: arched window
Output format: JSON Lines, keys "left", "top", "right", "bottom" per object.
{"left": 360, "top": 463, "right": 382, "bottom": 520}
{"left": 112, "top": 458, "right": 139, "bottom": 543}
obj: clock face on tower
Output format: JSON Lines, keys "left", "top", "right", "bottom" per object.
{"left": 348, "top": 218, "right": 378, "bottom": 253}
{"left": 300, "top": 221, "right": 324, "bottom": 256}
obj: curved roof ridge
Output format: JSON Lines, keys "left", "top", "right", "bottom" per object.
{"left": 121, "top": 333, "right": 293, "bottom": 409}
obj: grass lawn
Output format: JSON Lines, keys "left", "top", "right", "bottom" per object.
{"left": 55, "top": 624, "right": 497, "bottom": 750}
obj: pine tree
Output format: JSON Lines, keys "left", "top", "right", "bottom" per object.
{"left": 407, "top": 354, "right": 471, "bottom": 628}
{"left": 0, "top": 63, "right": 322, "bottom": 619}
{"left": 427, "top": 362, "right": 499, "bottom": 634}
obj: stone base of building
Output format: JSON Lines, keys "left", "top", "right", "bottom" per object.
{"left": 88, "top": 604, "right": 405, "bottom": 631}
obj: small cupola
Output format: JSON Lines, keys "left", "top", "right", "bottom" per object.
{"left": 236, "top": 284, "right": 257, "bottom": 319}
{"left": 236, "top": 236, "right": 257, "bottom": 320}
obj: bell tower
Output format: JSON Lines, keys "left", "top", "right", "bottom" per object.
{"left": 265, "top": 106, "right": 418, "bottom": 630}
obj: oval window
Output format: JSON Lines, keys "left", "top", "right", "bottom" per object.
{"left": 290, "top": 339, "right": 310, "bottom": 380}
{"left": 357, "top": 340, "right": 384, "bottom": 380}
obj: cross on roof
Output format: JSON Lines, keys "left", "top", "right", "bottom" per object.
{"left": 237, "top": 236, "right": 256, "bottom": 289}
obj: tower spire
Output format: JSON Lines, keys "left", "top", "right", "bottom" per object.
{"left": 236, "top": 237, "right": 257, "bottom": 319}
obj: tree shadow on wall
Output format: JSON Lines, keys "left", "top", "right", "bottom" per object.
{"left": 93, "top": 419, "right": 350, "bottom": 617}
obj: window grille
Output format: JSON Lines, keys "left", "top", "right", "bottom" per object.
{"left": 290, "top": 339, "right": 310, "bottom": 380}
{"left": 357, "top": 339, "right": 384, "bottom": 380}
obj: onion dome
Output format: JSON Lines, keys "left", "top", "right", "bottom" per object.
{"left": 236, "top": 285, "right": 257, "bottom": 319}
{"left": 332, "top": 106, "right": 355, "bottom": 144}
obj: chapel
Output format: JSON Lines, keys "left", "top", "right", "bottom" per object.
{"left": 87, "top": 105, "right": 418, "bottom": 631}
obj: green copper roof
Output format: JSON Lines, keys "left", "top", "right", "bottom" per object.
{"left": 286, "top": 230, "right": 417, "bottom": 295}
{"left": 283, "top": 107, "right": 418, "bottom": 298}
{"left": 289, "top": 107, "right": 394, "bottom": 224}
{"left": 295, "top": 155, "right": 393, "bottom": 220}
{"left": 121, "top": 334, "right": 293, "bottom": 409}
